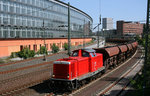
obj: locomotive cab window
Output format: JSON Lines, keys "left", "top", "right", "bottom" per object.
{"left": 72, "top": 51, "right": 78, "bottom": 57}
{"left": 90, "top": 52, "right": 95, "bottom": 57}
{"left": 94, "top": 52, "right": 96, "bottom": 56}
{"left": 82, "top": 51, "right": 90, "bottom": 57}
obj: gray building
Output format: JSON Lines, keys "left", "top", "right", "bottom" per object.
{"left": 0, "top": 0, "right": 93, "bottom": 38}
{"left": 102, "top": 18, "right": 113, "bottom": 30}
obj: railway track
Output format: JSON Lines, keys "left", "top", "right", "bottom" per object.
{"left": 98, "top": 53, "right": 144, "bottom": 96}
{"left": 0, "top": 53, "right": 68, "bottom": 95}
{"left": 0, "top": 67, "right": 52, "bottom": 96}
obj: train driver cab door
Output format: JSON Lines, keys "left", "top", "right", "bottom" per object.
{"left": 89, "top": 52, "right": 97, "bottom": 72}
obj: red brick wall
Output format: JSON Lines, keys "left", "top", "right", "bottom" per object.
{"left": 117, "top": 21, "right": 143, "bottom": 35}
{"left": 0, "top": 38, "right": 92, "bottom": 57}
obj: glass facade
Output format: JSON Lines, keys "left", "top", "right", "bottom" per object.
{"left": 0, "top": 0, "right": 93, "bottom": 38}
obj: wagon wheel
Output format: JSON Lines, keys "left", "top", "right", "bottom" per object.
{"left": 103, "top": 59, "right": 108, "bottom": 73}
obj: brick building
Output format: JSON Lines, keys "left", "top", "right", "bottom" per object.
{"left": 0, "top": 38, "right": 92, "bottom": 58}
{"left": 117, "top": 21, "right": 143, "bottom": 36}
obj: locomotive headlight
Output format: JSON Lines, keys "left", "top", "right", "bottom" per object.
{"left": 67, "top": 74, "right": 69, "bottom": 78}
{"left": 52, "top": 74, "right": 55, "bottom": 77}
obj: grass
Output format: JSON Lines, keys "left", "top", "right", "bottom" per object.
{"left": 0, "top": 58, "right": 5, "bottom": 64}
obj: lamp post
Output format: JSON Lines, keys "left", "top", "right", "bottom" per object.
{"left": 68, "top": 2, "right": 71, "bottom": 56}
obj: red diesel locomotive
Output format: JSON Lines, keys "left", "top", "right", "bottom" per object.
{"left": 50, "top": 41, "right": 138, "bottom": 90}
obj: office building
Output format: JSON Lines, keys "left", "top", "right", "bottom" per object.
{"left": 102, "top": 18, "right": 113, "bottom": 30}
{"left": 0, "top": 0, "right": 93, "bottom": 38}
{"left": 117, "top": 21, "right": 143, "bottom": 36}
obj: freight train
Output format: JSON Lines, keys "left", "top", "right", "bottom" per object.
{"left": 50, "top": 41, "right": 138, "bottom": 90}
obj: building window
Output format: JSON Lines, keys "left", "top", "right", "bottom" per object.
{"left": 10, "top": 5, "right": 15, "bottom": 13}
{"left": 28, "top": 45, "right": 31, "bottom": 50}
{"left": 0, "top": 14, "right": 2, "bottom": 24}
{"left": 22, "top": 16, "right": 27, "bottom": 26}
{"left": 32, "top": 30, "right": 35, "bottom": 37}
{"left": 27, "top": 18, "right": 31, "bottom": 26}
{"left": 20, "top": 45, "right": 23, "bottom": 51}
{"left": 22, "top": 6, "right": 26, "bottom": 14}
{"left": 10, "top": 29, "right": 15, "bottom": 38}
{"left": 37, "top": 31, "right": 40, "bottom": 38}
{"left": 3, "top": 14, "right": 8, "bottom": 24}
{"left": 10, "top": 15, "right": 14, "bottom": 25}
{"left": 27, "top": 29, "right": 31, "bottom": 37}
{"left": 16, "top": 16, "right": 20, "bottom": 25}
{"left": 3, "top": 27, "right": 8, "bottom": 38}
{"left": 0, "top": 1, "right": 2, "bottom": 11}
{"left": 27, "top": 7, "right": 31, "bottom": 15}
{"left": 16, "top": 28, "right": 20, "bottom": 38}
{"left": 22, "top": 0, "right": 26, "bottom": 4}
{"left": 0, "top": 27, "right": 2, "bottom": 38}
{"left": 22, "top": 29, "right": 26, "bottom": 38}
{"left": 33, "top": 44, "right": 37, "bottom": 51}
{"left": 3, "top": 4, "right": 8, "bottom": 12}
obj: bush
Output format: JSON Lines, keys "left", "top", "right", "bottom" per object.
{"left": 29, "top": 50, "right": 35, "bottom": 57}
{"left": 63, "top": 43, "right": 68, "bottom": 50}
{"left": 18, "top": 47, "right": 35, "bottom": 59}
{"left": 0, "top": 59, "right": 5, "bottom": 64}
{"left": 39, "top": 46, "right": 48, "bottom": 55}
{"left": 51, "top": 43, "right": 59, "bottom": 53}
{"left": 10, "top": 52, "right": 18, "bottom": 58}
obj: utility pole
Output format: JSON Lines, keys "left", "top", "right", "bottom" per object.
{"left": 97, "top": 15, "right": 101, "bottom": 48}
{"left": 43, "top": 8, "right": 46, "bottom": 61}
{"left": 68, "top": 2, "right": 71, "bottom": 56}
{"left": 143, "top": 0, "right": 149, "bottom": 95}
{"left": 97, "top": 24, "right": 100, "bottom": 48}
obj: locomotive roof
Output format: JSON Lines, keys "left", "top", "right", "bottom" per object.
{"left": 82, "top": 48, "right": 95, "bottom": 53}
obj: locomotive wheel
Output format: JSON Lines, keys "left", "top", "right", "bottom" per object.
{"left": 48, "top": 80, "right": 55, "bottom": 91}
{"left": 67, "top": 82, "right": 74, "bottom": 91}
{"left": 76, "top": 82, "right": 80, "bottom": 89}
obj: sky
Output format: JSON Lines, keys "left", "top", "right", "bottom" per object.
{"left": 63, "top": 0, "right": 147, "bottom": 29}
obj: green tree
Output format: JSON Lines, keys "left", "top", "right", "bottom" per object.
{"left": 51, "top": 43, "right": 59, "bottom": 53}
{"left": 18, "top": 47, "right": 35, "bottom": 59}
{"left": 127, "top": 31, "right": 150, "bottom": 96}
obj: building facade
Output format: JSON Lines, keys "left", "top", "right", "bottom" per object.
{"left": 102, "top": 18, "right": 113, "bottom": 30}
{"left": 100, "top": 29, "right": 117, "bottom": 38}
{"left": 0, "top": 38, "right": 92, "bottom": 57}
{"left": 117, "top": 21, "right": 143, "bottom": 36}
{"left": 0, "top": 0, "right": 93, "bottom": 38}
